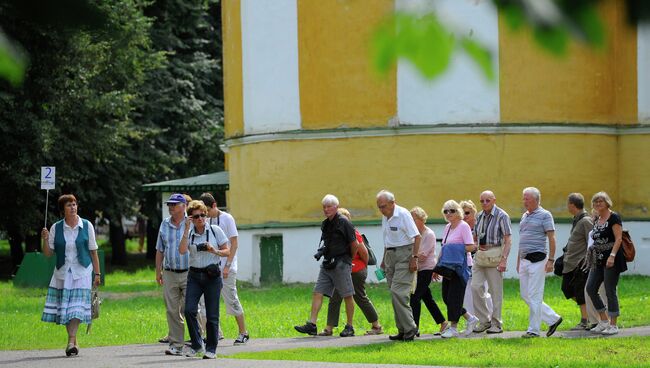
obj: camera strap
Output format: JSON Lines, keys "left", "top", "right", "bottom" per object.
{"left": 190, "top": 225, "right": 218, "bottom": 246}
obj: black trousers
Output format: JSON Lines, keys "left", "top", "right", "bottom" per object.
{"left": 441, "top": 270, "right": 467, "bottom": 323}
{"left": 410, "top": 269, "right": 445, "bottom": 326}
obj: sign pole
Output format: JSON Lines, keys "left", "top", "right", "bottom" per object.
{"left": 44, "top": 189, "right": 49, "bottom": 229}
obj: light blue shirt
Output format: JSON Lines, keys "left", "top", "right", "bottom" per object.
{"left": 156, "top": 216, "right": 190, "bottom": 271}
{"left": 518, "top": 207, "right": 555, "bottom": 257}
{"left": 188, "top": 224, "right": 229, "bottom": 268}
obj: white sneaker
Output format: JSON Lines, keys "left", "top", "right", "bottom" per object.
{"left": 203, "top": 351, "right": 216, "bottom": 359}
{"left": 441, "top": 327, "right": 459, "bottom": 339}
{"left": 590, "top": 321, "right": 610, "bottom": 334}
{"left": 601, "top": 325, "right": 619, "bottom": 335}
{"left": 164, "top": 345, "right": 183, "bottom": 356}
{"left": 184, "top": 342, "right": 205, "bottom": 357}
{"left": 463, "top": 315, "right": 479, "bottom": 337}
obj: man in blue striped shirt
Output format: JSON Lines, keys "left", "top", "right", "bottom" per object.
{"left": 155, "top": 193, "right": 190, "bottom": 355}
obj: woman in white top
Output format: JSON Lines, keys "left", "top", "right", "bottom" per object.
{"left": 179, "top": 200, "right": 229, "bottom": 359}
{"left": 41, "top": 194, "right": 101, "bottom": 356}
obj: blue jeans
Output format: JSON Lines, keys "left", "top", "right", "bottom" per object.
{"left": 185, "top": 270, "right": 222, "bottom": 353}
{"left": 586, "top": 264, "right": 620, "bottom": 317}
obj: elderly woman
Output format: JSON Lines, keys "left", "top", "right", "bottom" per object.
{"left": 41, "top": 194, "right": 101, "bottom": 356}
{"left": 319, "top": 208, "right": 382, "bottom": 336}
{"left": 435, "top": 200, "right": 479, "bottom": 338}
{"left": 409, "top": 207, "right": 447, "bottom": 336}
{"left": 586, "top": 192, "right": 626, "bottom": 336}
{"left": 180, "top": 200, "right": 230, "bottom": 359}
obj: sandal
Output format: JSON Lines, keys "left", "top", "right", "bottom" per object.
{"left": 317, "top": 329, "right": 333, "bottom": 336}
{"left": 365, "top": 326, "right": 384, "bottom": 335}
{"left": 434, "top": 321, "right": 449, "bottom": 336}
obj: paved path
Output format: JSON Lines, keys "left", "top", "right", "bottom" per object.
{"left": 1, "top": 326, "right": 649, "bottom": 368}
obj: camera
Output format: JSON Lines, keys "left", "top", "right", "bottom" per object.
{"left": 314, "top": 246, "right": 326, "bottom": 261}
{"left": 196, "top": 242, "right": 210, "bottom": 252}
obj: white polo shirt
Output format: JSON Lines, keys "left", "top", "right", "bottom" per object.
{"left": 382, "top": 204, "right": 420, "bottom": 248}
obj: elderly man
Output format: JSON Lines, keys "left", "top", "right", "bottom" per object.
{"left": 155, "top": 193, "right": 190, "bottom": 355}
{"left": 561, "top": 193, "right": 594, "bottom": 330}
{"left": 376, "top": 190, "right": 421, "bottom": 341}
{"left": 295, "top": 194, "right": 358, "bottom": 337}
{"left": 471, "top": 190, "right": 512, "bottom": 334}
{"left": 518, "top": 187, "right": 563, "bottom": 338}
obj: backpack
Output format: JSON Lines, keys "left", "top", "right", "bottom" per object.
{"left": 622, "top": 229, "right": 635, "bottom": 262}
{"left": 361, "top": 234, "right": 377, "bottom": 266}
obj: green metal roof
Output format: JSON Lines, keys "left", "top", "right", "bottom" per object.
{"left": 141, "top": 171, "right": 229, "bottom": 192}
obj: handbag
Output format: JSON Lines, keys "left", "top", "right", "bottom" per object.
{"left": 206, "top": 263, "right": 221, "bottom": 278}
{"left": 361, "top": 234, "right": 377, "bottom": 266}
{"left": 86, "top": 287, "right": 100, "bottom": 334}
{"left": 432, "top": 264, "right": 456, "bottom": 280}
{"left": 622, "top": 229, "right": 635, "bottom": 262}
{"left": 553, "top": 255, "right": 564, "bottom": 276}
{"left": 474, "top": 246, "right": 503, "bottom": 268}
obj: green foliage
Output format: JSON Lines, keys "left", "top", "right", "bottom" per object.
{"left": 0, "top": 32, "right": 26, "bottom": 86}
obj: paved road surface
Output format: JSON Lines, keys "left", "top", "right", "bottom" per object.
{"left": 1, "top": 326, "right": 648, "bottom": 368}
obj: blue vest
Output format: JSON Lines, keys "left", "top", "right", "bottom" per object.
{"left": 54, "top": 218, "right": 92, "bottom": 269}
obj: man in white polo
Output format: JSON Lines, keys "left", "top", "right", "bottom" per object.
{"left": 376, "top": 190, "right": 421, "bottom": 341}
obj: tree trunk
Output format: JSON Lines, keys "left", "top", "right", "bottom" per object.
{"left": 25, "top": 233, "right": 40, "bottom": 253}
{"left": 109, "top": 218, "right": 128, "bottom": 266}
{"left": 7, "top": 228, "right": 24, "bottom": 272}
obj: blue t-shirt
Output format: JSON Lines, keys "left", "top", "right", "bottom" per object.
{"left": 518, "top": 207, "right": 555, "bottom": 256}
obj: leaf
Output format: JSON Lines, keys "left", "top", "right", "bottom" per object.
{"left": 533, "top": 26, "right": 569, "bottom": 56}
{"left": 460, "top": 38, "right": 496, "bottom": 82}
{"left": 0, "top": 32, "right": 27, "bottom": 86}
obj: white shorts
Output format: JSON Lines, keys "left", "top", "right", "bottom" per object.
{"left": 221, "top": 271, "right": 244, "bottom": 316}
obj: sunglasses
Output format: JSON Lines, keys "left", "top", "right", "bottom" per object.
{"left": 443, "top": 209, "right": 457, "bottom": 214}
{"left": 191, "top": 213, "right": 207, "bottom": 219}
{"left": 480, "top": 199, "right": 491, "bottom": 204}
{"left": 464, "top": 211, "right": 471, "bottom": 216}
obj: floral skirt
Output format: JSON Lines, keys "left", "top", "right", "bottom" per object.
{"left": 41, "top": 269, "right": 92, "bottom": 325}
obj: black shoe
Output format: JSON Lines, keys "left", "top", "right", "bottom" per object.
{"left": 415, "top": 329, "right": 420, "bottom": 337}
{"left": 339, "top": 324, "right": 355, "bottom": 337}
{"left": 65, "top": 343, "right": 78, "bottom": 357}
{"left": 294, "top": 321, "right": 317, "bottom": 336}
{"left": 388, "top": 332, "right": 404, "bottom": 341}
{"left": 402, "top": 330, "right": 417, "bottom": 341}
{"left": 547, "top": 316, "right": 563, "bottom": 337}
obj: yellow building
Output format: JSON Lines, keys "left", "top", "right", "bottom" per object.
{"left": 220, "top": 0, "right": 649, "bottom": 283}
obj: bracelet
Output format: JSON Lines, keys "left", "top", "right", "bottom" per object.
{"left": 547, "top": 259, "right": 554, "bottom": 262}
{"left": 94, "top": 273, "right": 101, "bottom": 276}
{"left": 609, "top": 253, "right": 616, "bottom": 257}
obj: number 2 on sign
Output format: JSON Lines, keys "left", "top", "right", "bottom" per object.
{"left": 44, "top": 167, "right": 52, "bottom": 179}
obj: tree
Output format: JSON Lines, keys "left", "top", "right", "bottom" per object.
{"left": 0, "top": 0, "right": 162, "bottom": 267}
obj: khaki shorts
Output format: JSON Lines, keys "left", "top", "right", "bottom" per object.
{"left": 313, "top": 261, "right": 354, "bottom": 298}
{"left": 221, "top": 270, "right": 244, "bottom": 316}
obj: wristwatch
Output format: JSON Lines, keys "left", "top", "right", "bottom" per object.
{"left": 547, "top": 259, "right": 554, "bottom": 262}
{"left": 411, "top": 255, "right": 418, "bottom": 259}
{"left": 225, "top": 261, "right": 232, "bottom": 267}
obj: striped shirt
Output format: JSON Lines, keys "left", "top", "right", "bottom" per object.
{"left": 519, "top": 206, "right": 555, "bottom": 256}
{"left": 473, "top": 205, "right": 512, "bottom": 246}
{"left": 155, "top": 216, "right": 190, "bottom": 271}
{"left": 188, "top": 224, "right": 229, "bottom": 269}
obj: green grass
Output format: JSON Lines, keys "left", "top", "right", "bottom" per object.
{"left": 0, "top": 275, "right": 649, "bottom": 351}
{"left": 230, "top": 336, "right": 650, "bottom": 367}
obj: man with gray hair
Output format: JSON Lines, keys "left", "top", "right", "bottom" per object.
{"left": 295, "top": 194, "right": 358, "bottom": 337}
{"left": 376, "top": 190, "right": 421, "bottom": 341}
{"left": 518, "top": 187, "right": 563, "bottom": 338}
{"left": 471, "top": 190, "right": 512, "bottom": 334}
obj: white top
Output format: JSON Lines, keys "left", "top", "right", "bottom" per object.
{"left": 382, "top": 204, "right": 420, "bottom": 248}
{"left": 208, "top": 212, "right": 240, "bottom": 273}
{"left": 48, "top": 216, "right": 98, "bottom": 280}
{"left": 188, "top": 225, "right": 229, "bottom": 269}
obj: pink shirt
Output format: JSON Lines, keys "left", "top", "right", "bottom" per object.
{"left": 441, "top": 220, "right": 475, "bottom": 267}
{"left": 417, "top": 226, "right": 437, "bottom": 270}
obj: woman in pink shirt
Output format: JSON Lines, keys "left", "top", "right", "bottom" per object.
{"left": 409, "top": 207, "right": 448, "bottom": 336}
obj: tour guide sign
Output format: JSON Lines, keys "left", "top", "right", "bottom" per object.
{"left": 41, "top": 166, "right": 55, "bottom": 227}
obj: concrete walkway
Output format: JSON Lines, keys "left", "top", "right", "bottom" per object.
{"left": 1, "top": 326, "right": 649, "bottom": 368}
